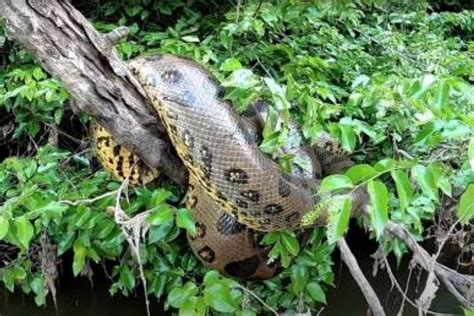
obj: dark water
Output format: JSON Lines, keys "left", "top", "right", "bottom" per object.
{"left": 0, "top": 229, "right": 463, "bottom": 316}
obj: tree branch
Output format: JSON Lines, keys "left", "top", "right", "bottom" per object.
{"left": 384, "top": 220, "right": 474, "bottom": 307}
{"left": 337, "top": 238, "right": 386, "bottom": 316}
{"left": 0, "top": 0, "right": 187, "bottom": 185}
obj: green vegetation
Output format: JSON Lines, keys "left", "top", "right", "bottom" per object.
{"left": 0, "top": 0, "right": 473, "bottom": 314}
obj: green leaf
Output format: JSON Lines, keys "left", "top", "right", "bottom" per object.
{"left": 374, "top": 158, "right": 397, "bottom": 172}
{"left": 72, "top": 239, "right": 86, "bottom": 276}
{"left": 458, "top": 184, "right": 474, "bottom": 224}
{"left": 220, "top": 58, "right": 243, "bottom": 72}
{"left": 0, "top": 216, "right": 10, "bottom": 240}
{"left": 306, "top": 282, "right": 327, "bottom": 304}
{"left": 433, "top": 81, "right": 450, "bottom": 112}
{"left": 32, "top": 67, "right": 44, "bottom": 80}
{"left": 327, "top": 197, "right": 352, "bottom": 244}
{"left": 204, "top": 283, "right": 238, "bottom": 313}
{"left": 391, "top": 170, "right": 413, "bottom": 214}
{"left": 237, "top": 311, "right": 257, "bottom": 316}
{"left": 168, "top": 282, "right": 199, "bottom": 309}
{"left": 179, "top": 296, "right": 200, "bottom": 316}
{"left": 15, "top": 215, "right": 34, "bottom": 249}
{"left": 468, "top": 137, "right": 474, "bottom": 171}
{"left": 368, "top": 180, "right": 389, "bottom": 238}
{"left": 413, "top": 165, "right": 438, "bottom": 202}
{"left": 410, "top": 74, "right": 436, "bottom": 99}
{"left": 151, "top": 189, "right": 172, "bottom": 205}
{"left": 31, "top": 277, "right": 46, "bottom": 306}
{"left": 290, "top": 264, "right": 307, "bottom": 295}
{"left": 339, "top": 124, "right": 356, "bottom": 152}
{"left": 346, "top": 164, "right": 377, "bottom": 183}
{"left": 176, "top": 208, "right": 196, "bottom": 236}
{"left": 222, "top": 69, "right": 259, "bottom": 89}
{"left": 281, "top": 232, "right": 299, "bottom": 256}
{"left": 181, "top": 35, "right": 200, "bottom": 43}
{"left": 147, "top": 204, "right": 173, "bottom": 225}
{"left": 119, "top": 265, "right": 136, "bottom": 290}
{"left": 320, "top": 175, "right": 354, "bottom": 193}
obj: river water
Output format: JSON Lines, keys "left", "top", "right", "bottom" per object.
{"left": 0, "top": 229, "right": 463, "bottom": 316}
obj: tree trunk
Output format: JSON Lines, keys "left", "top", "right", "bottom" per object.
{"left": 0, "top": 0, "right": 187, "bottom": 185}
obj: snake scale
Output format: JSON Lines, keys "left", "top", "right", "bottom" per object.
{"left": 92, "top": 54, "right": 357, "bottom": 279}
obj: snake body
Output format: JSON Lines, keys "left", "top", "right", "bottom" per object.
{"left": 93, "top": 54, "right": 358, "bottom": 279}
{"left": 129, "top": 55, "right": 318, "bottom": 231}
{"left": 92, "top": 100, "right": 319, "bottom": 279}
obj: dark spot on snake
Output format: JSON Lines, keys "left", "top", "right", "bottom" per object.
{"left": 167, "top": 123, "right": 178, "bottom": 135}
{"left": 161, "top": 69, "right": 183, "bottom": 84}
{"left": 224, "top": 255, "right": 260, "bottom": 278}
{"left": 201, "top": 145, "right": 213, "bottom": 180}
{"left": 235, "top": 198, "right": 248, "bottom": 208}
{"left": 253, "top": 100, "right": 268, "bottom": 113}
{"left": 254, "top": 133, "right": 263, "bottom": 146}
{"left": 240, "top": 190, "right": 260, "bottom": 203}
{"left": 188, "top": 195, "right": 198, "bottom": 208}
{"left": 128, "top": 155, "right": 135, "bottom": 167}
{"left": 197, "top": 246, "right": 215, "bottom": 263}
{"left": 241, "top": 106, "right": 257, "bottom": 118}
{"left": 225, "top": 168, "right": 249, "bottom": 184}
{"left": 216, "top": 86, "right": 225, "bottom": 98}
{"left": 163, "top": 90, "right": 195, "bottom": 108}
{"left": 95, "top": 136, "right": 109, "bottom": 144}
{"left": 264, "top": 204, "right": 284, "bottom": 215}
{"left": 113, "top": 145, "right": 121, "bottom": 157}
{"left": 116, "top": 155, "right": 124, "bottom": 178}
{"left": 108, "top": 158, "right": 113, "bottom": 164}
{"left": 216, "top": 212, "right": 245, "bottom": 235}
{"left": 278, "top": 176, "right": 291, "bottom": 198}
{"left": 195, "top": 222, "right": 206, "bottom": 238}
{"left": 237, "top": 120, "right": 255, "bottom": 145}
{"left": 285, "top": 211, "right": 300, "bottom": 223}
{"left": 215, "top": 190, "right": 228, "bottom": 202}
{"left": 259, "top": 218, "right": 271, "bottom": 225}
{"left": 182, "top": 130, "right": 194, "bottom": 148}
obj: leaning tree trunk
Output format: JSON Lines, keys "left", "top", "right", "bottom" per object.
{"left": 0, "top": 0, "right": 187, "bottom": 185}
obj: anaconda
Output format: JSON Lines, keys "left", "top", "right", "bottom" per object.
{"left": 129, "top": 55, "right": 318, "bottom": 231}
{"left": 92, "top": 100, "right": 326, "bottom": 279}
{"left": 93, "top": 53, "right": 362, "bottom": 280}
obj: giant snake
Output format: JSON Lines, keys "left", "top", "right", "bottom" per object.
{"left": 91, "top": 54, "right": 365, "bottom": 280}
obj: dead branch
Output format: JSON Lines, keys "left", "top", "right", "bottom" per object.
{"left": 384, "top": 221, "right": 474, "bottom": 308}
{"left": 337, "top": 238, "right": 386, "bottom": 316}
{"left": 0, "top": 0, "right": 187, "bottom": 186}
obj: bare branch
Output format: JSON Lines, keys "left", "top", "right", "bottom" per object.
{"left": 337, "top": 238, "right": 386, "bottom": 316}
{"left": 384, "top": 220, "right": 474, "bottom": 307}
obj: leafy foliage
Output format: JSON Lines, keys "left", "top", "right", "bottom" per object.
{"left": 0, "top": 0, "right": 473, "bottom": 314}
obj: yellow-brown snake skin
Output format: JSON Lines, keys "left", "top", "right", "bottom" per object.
{"left": 93, "top": 54, "right": 357, "bottom": 279}
{"left": 129, "top": 55, "right": 319, "bottom": 231}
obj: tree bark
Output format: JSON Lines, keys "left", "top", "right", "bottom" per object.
{"left": 0, "top": 0, "right": 187, "bottom": 185}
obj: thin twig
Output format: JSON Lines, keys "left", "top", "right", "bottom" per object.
{"left": 235, "top": 284, "right": 279, "bottom": 315}
{"left": 113, "top": 169, "right": 154, "bottom": 316}
{"left": 235, "top": 0, "right": 242, "bottom": 24}
{"left": 58, "top": 190, "right": 118, "bottom": 206}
